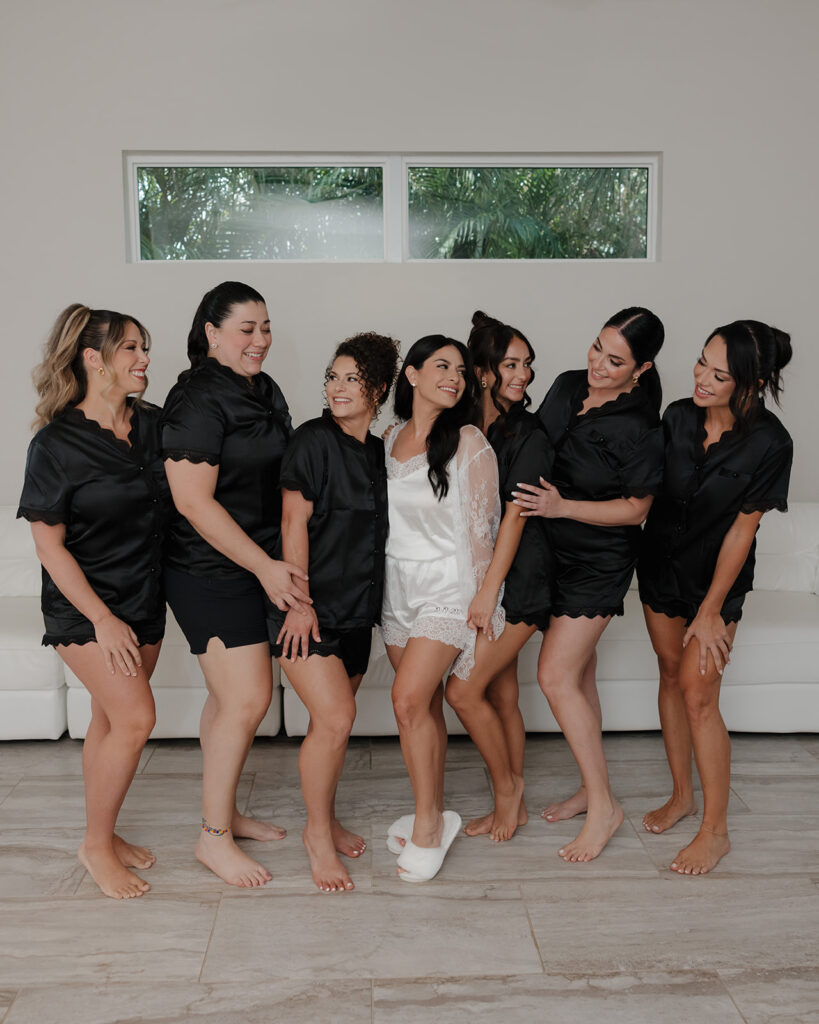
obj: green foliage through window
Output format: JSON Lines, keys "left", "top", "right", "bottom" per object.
{"left": 138, "top": 166, "right": 384, "bottom": 260}
{"left": 407, "top": 166, "right": 648, "bottom": 259}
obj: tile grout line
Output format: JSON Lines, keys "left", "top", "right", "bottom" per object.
{"left": 520, "top": 883, "right": 548, "bottom": 975}
{"left": 715, "top": 969, "right": 752, "bottom": 1024}
{"left": 197, "top": 893, "right": 224, "bottom": 985}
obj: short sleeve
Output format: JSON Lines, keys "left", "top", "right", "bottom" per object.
{"left": 279, "top": 427, "right": 326, "bottom": 504}
{"left": 502, "top": 429, "right": 554, "bottom": 503}
{"left": 618, "top": 425, "right": 664, "bottom": 498}
{"left": 162, "top": 384, "right": 225, "bottom": 465}
{"left": 17, "top": 441, "right": 72, "bottom": 525}
{"left": 741, "top": 437, "right": 792, "bottom": 515}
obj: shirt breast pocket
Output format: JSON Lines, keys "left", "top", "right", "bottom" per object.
{"left": 716, "top": 465, "right": 753, "bottom": 500}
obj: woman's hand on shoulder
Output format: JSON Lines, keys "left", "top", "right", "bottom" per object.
{"left": 259, "top": 559, "right": 313, "bottom": 613}
{"left": 276, "top": 607, "right": 321, "bottom": 662}
{"left": 93, "top": 613, "right": 143, "bottom": 677}
{"left": 683, "top": 608, "right": 732, "bottom": 675}
{"left": 512, "top": 477, "right": 567, "bottom": 518}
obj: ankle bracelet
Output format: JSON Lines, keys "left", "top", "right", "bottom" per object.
{"left": 201, "top": 818, "right": 231, "bottom": 837}
{"left": 700, "top": 823, "right": 728, "bottom": 836}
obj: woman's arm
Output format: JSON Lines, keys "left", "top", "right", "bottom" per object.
{"left": 164, "top": 459, "right": 310, "bottom": 611}
{"left": 512, "top": 477, "right": 652, "bottom": 526}
{"left": 275, "top": 488, "right": 321, "bottom": 660}
{"left": 683, "top": 510, "right": 763, "bottom": 675}
{"left": 30, "top": 521, "right": 142, "bottom": 676}
{"left": 467, "top": 501, "right": 526, "bottom": 637}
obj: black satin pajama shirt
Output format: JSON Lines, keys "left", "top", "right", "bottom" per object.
{"left": 267, "top": 411, "right": 389, "bottom": 636}
{"left": 536, "top": 369, "right": 664, "bottom": 618}
{"left": 17, "top": 401, "right": 170, "bottom": 646}
{"left": 637, "top": 399, "right": 793, "bottom": 624}
{"left": 487, "top": 406, "right": 555, "bottom": 631}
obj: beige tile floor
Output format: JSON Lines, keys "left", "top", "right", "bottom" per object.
{"left": 0, "top": 732, "right": 817, "bottom": 1023}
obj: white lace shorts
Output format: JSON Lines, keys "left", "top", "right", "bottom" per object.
{"left": 380, "top": 553, "right": 470, "bottom": 653}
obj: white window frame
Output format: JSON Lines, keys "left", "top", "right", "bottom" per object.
{"left": 124, "top": 152, "right": 660, "bottom": 264}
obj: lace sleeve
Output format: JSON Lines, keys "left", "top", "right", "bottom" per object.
{"left": 452, "top": 426, "right": 505, "bottom": 677}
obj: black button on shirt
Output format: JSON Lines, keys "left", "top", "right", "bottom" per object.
{"left": 268, "top": 411, "right": 389, "bottom": 632}
{"left": 17, "top": 401, "right": 170, "bottom": 642}
{"left": 638, "top": 398, "right": 793, "bottom": 616}
{"left": 536, "top": 369, "right": 664, "bottom": 616}
{"left": 487, "top": 406, "right": 555, "bottom": 621}
{"left": 161, "top": 359, "right": 293, "bottom": 580}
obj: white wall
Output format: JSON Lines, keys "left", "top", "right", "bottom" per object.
{"left": 1, "top": 0, "right": 817, "bottom": 501}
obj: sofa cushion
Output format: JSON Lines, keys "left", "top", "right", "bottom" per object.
{"left": 754, "top": 502, "right": 819, "bottom": 593}
{"left": 0, "top": 597, "right": 64, "bottom": 691}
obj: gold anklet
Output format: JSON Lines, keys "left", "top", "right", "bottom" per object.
{"left": 700, "top": 824, "right": 729, "bottom": 836}
{"left": 201, "top": 818, "right": 231, "bottom": 837}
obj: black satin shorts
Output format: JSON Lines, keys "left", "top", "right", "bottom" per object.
{"left": 164, "top": 566, "right": 270, "bottom": 655}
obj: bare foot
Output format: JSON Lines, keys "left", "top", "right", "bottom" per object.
{"left": 642, "top": 796, "right": 698, "bottom": 834}
{"left": 195, "top": 833, "right": 272, "bottom": 887}
{"left": 542, "top": 785, "right": 587, "bottom": 822}
{"left": 331, "top": 818, "right": 366, "bottom": 858}
{"left": 670, "top": 828, "right": 730, "bottom": 875}
{"left": 231, "top": 811, "right": 286, "bottom": 842}
{"left": 558, "top": 802, "right": 625, "bottom": 863}
{"left": 464, "top": 812, "right": 494, "bottom": 837}
{"left": 490, "top": 774, "right": 526, "bottom": 842}
{"left": 78, "top": 841, "right": 150, "bottom": 899}
{"left": 112, "top": 833, "right": 155, "bottom": 869}
{"left": 303, "top": 828, "right": 354, "bottom": 892}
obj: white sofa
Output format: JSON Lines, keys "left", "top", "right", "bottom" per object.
{"left": 281, "top": 502, "right": 819, "bottom": 736}
{"left": 0, "top": 507, "right": 281, "bottom": 740}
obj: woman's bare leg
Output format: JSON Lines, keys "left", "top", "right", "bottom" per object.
{"left": 280, "top": 655, "right": 357, "bottom": 892}
{"left": 642, "top": 607, "right": 698, "bottom": 833}
{"left": 541, "top": 649, "right": 600, "bottom": 822}
{"left": 670, "top": 625, "right": 736, "bottom": 874}
{"left": 487, "top": 657, "right": 528, "bottom": 826}
{"left": 446, "top": 622, "right": 535, "bottom": 840}
{"left": 60, "top": 641, "right": 159, "bottom": 899}
{"left": 537, "top": 615, "right": 624, "bottom": 862}
{"left": 389, "top": 639, "right": 460, "bottom": 858}
{"left": 195, "top": 640, "right": 275, "bottom": 888}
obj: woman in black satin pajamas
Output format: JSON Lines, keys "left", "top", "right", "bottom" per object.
{"left": 637, "top": 320, "right": 793, "bottom": 876}
{"left": 513, "top": 307, "right": 665, "bottom": 863}
{"left": 19, "top": 304, "right": 170, "bottom": 900}
{"left": 162, "top": 281, "right": 310, "bottom": 891}
{"left": 268, "top": 332, "right": 399, "bottom": 894}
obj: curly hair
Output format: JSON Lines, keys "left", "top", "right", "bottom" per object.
{"left": 328, "top": 331, "right": 401, "bottom": 410}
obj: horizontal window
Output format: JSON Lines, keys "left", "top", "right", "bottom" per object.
{"left": 137, "top": 166, "right": 383, "bottom": 261}
{"left": 126, "top": 155, "right": 657, "bottom": 262}
{"left": 407, "top": 166, "right": 649, "bottom": 260}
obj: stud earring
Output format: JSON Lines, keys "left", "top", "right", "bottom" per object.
{"left": 98, "top": 367, "right": 105, "bottom": 376}
{"left": 210, "top": 342, "right": 218, "bottom": 350}
{"left": 632, "top": 374, "right": 640, "bottom": 385}
{"left": 480, "top": 379, "right": 487, "bottom": 390}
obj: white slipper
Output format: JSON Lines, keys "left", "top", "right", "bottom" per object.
{"left": 387, "top": 814, "right": 415, "bottom": 856}
{"left": 396, "top": 810, "right": 462, "bottom": 883}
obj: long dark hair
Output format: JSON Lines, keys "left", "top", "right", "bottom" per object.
{"left": 186, "top": 281, "right": 267, "bottom": 370}
{"left": 706, "top": 319, "right": 792, "bottom": 432}
{"left": 603, "top": 306, "right": 665, "bottom": 411}
{"left": 394, "top": 335, "right": 478, "bottom": 499}
{"left": 468, "top": 310, "right": 535, "bottom": 434}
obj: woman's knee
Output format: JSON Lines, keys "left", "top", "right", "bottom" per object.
{"left": 109, "top": 703, "right": 156, "bottom": 747}
{"left": 679, "top": 675, "right": 719, "bottom": 722}
{"left": 310, "top": 701, "right": 356, "bottom": 746}
{"left": 393, "top": 688, "right": 431, "bottom": 731}
{"left": 445, "top": 677, "right": 477, "bottom": 714}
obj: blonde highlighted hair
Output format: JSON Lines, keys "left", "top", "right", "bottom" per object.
{"left": 32, "top": 304, "right": 151, "bottom": 429}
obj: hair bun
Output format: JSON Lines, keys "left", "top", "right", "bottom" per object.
{"left": 472, "top": 310, "right": 500, "bottom": 329}
{"left": 770, "top": 327, "right": 793, "bottom": 373}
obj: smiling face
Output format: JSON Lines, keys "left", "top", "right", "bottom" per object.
{"left": 483, "top": 335, "right": 533, "bottom": 410}
{"left": 325, "top": 355, "right": 372, "bottom": 422}
{"left": 407, "top": 344, "right": 466, "bottom": 410}
{"left": 206, "top": 300, "right": 271, "bottom": 377}
{"left": 693, "top": 334, "right": 736, "bottom": 409}
{"left": 109, "top": 322, "right": 150, "bottom": 395}
{"left": 586, "top": 326, "right": 644, "bottom": 393}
